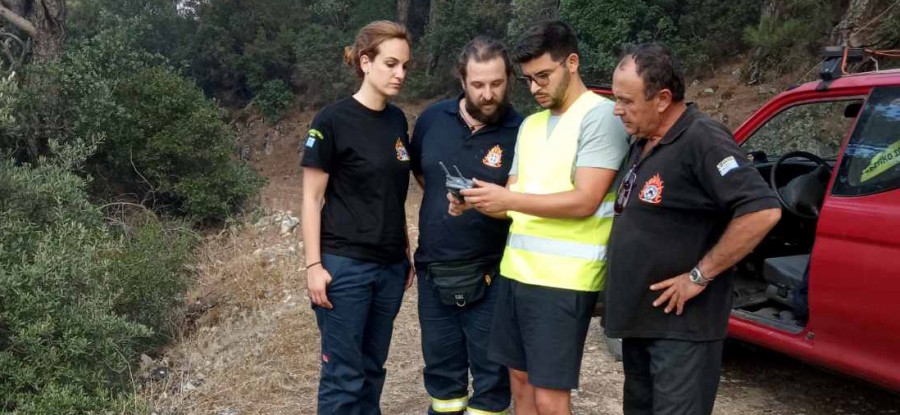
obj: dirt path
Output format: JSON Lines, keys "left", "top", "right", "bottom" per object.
{"left": 145, "top": 87, "right": 899, "bottom": 414}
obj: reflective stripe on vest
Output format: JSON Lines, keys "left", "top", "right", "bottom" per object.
{"left": 466, "top": 408, "right": 509, "bottom": 415}
{"left": 508, "top": 234, "right": 607, "bottom": 261}
{"left": 501, "top": 92, "right": 616, "bottom": 292}
{"left": 431, "top": 396, "right": 468, "bottom": 413}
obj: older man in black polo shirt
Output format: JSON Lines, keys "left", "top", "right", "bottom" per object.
{"left": 408, "top": 36, "right": 522, "bottom": 415}
{"left": 605, "top": 44, "right": 782, "bottom": 415}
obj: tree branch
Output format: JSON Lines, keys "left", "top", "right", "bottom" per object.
{"left": 0, "top": 4, "right": 36, "bottom": 38}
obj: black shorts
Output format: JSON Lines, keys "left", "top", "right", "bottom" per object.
{"left": 487, "top": 275, "right": 598, "bottom": 390}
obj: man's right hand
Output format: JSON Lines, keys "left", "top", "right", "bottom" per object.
{"left": 307, "top": 264, "right": 334, "bottom": 309}
{"left": 447, "top": 191, "right": 472, "bottom": 216}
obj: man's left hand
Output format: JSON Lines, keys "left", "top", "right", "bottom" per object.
{"left": 650, "top": 273, "right": 706, "bottom": 315}
{"left": 460, "top": 178, "right": 512, "bottom": 214}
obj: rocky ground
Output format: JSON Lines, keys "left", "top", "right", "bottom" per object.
{"left": 143, "top": 66, "right": 900, "bottom": 414}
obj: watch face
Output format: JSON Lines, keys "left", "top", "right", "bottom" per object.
{"left": 689, "top": 268, "right": 704, "bottom": 284}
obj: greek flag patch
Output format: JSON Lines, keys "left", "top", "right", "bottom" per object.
{"left": 717, "top": 156, "right": 739, "bottom": 176}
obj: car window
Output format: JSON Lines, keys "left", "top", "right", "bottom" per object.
{"left": 741, "top": 100, "right": 860, "bottom": 161}
{"left": 833, "top": 86, "right": 900, "bottom": 196}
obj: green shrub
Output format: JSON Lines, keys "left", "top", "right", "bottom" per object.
{"left": 67, "top": 0, "right": 192, "bottom": 65}
{"left": 414, "top": 0, "right": 511, "bottom": 98}
{"left": 107, "top": 66, "right": 265, "bottom": 220}
{"left": 8, "top": 25, "right": 264, "bottom": 222}
{"left": 561, "top": 0, "right": 651, "bottom": 84}
{"left": 106, "top": 213, "right": 197, "bottom": 349}
{"left": 183, "top": 0, "right": 310, "bottom": 105}
{"left": 292, "top": 23, "right": 356, "bottom": 106}
{"left": 256, "top": 79, "right": 295, "bottom": 123}
{"left": 676, "top": 0, "right": 760, "bottom": 72}
{"left": 560, "top": 0, "right": 760, "bottom": 83}
{"left": 0, "top": 159, "right": 195, "bottom": 412}
{"left": 744, "top": 0, "right": 837, "bottom": 76}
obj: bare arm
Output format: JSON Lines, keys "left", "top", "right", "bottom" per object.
{"left": 413, "top": 173, "right": 424, "bottom": 189}
{"left": 460, "top": 167, "right": 617, "bottom": 219}
{"left": 651, "top": 207, "right": 782, "bottom": 315}
{"left": 699, "top": 208, "right": 782, "bottom": 279}
{"left": 302, "top": 167, "right": 333, "bottom": 309}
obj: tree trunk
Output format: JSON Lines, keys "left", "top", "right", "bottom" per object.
{"left": 0, "top": 0, "right": 67, "bottom": 163}
{"left": 397, "top": 0, "right": 430, "bottom": 40}
{"left": 746, "top": 0, "right": 781, "bottom": 85}
{"left": 397, "top": 0, "right": 409, "bottom": 26}
{"left": 27, "top": 0, "right": 66, "bottom": 62}
{"left": 0, "top": 0, "right": 66, "bottom": 63}
{"left": 830, "top": 0, "right": 883, "bottom": 47}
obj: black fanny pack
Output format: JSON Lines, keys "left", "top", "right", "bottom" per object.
{"left": 426, "top": 259, "right": 498, "bottom": 307}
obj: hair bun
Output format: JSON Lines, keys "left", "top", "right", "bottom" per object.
{"left": 343, "top": 46, "right": 355, "bottom": 67}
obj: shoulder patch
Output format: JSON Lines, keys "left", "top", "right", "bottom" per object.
{"left": 308, "top": 129, "right": 324, "bottom": 140}
{"left": 717, "top": 156, "right": 739, "bottom": 176}
{"left": 305, "top": 128, "right": 324, "bottom": 148}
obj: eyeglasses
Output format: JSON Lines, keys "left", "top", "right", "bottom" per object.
{"left": 518, "top": 61, "right": 565, "bottom": 88}
{"left": 614, "top": 163, "right": 637, "bottom": 214}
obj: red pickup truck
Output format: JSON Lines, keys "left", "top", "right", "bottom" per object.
{"left": 595, "top": 48, "right": 900, "bottom": 392}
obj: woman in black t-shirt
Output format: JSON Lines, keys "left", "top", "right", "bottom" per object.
{"left": 300, "top": 20, "right": 413, "bottom": 414}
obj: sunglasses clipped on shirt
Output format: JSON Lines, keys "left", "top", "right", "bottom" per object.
{"left": 614, "top": 163, "right": 638, "bottom": 214}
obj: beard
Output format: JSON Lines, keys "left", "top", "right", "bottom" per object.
{"left": 464, "top": 93, "right": 510, "bottom": 125}
{"left": 547, "top": 70, "right": 571, "bottom": 110}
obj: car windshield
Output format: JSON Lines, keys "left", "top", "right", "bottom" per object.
{"left": 741, "top": 100, "right": 861, "bottom": 162}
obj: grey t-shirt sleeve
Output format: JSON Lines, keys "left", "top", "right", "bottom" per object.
{"left": 508, "top": 125, "right": 523, "bottom": 176}
{"left": 575, "top": 101, "right": 629, "bottom": 170}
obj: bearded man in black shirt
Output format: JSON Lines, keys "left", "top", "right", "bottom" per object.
{"left": 605, "top": 43, "right": 781, "bottom": 415}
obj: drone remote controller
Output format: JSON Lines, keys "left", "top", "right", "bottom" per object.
{"left": 439, "top": 162, "right": 474, "bottom": 203}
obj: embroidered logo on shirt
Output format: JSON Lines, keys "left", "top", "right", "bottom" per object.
{"left": 639, "top": 174, "right": 665, "bottom": 204}
{"left": 395, "top": 138, "right": 410, "bottom": 161}
{"left": 482, "top": 145, "right": 503, "bottom": 168}
{"left": 305, "top": 129, "right": 324, "bottom": 148}
{"left": 717, "top": 155, "right": 740, "bottom": 176}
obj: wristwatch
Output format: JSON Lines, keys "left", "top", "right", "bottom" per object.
{"left": 689, "top": 265, "right": 713, "bottom": 286}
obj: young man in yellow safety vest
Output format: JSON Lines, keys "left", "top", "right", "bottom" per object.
{"left": 452, "top": 20, "right": 629, "bottom": 415}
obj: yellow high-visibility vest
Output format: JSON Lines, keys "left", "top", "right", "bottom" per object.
{"left": 499, "top": 92, "right": 616, "bottom": 292}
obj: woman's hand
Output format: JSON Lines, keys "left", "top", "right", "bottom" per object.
{"left": 307, "top": 264, "right": 334, "bottom": 309}
{"left": 406, "top": 263, "right": 416, "bottom": 290}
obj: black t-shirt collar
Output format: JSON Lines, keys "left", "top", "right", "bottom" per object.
{"left": 659, "top": 103, "right": 699, "bottom": 145}
{"left": 349, "top": 95, "right": 388, "bottom": 117}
